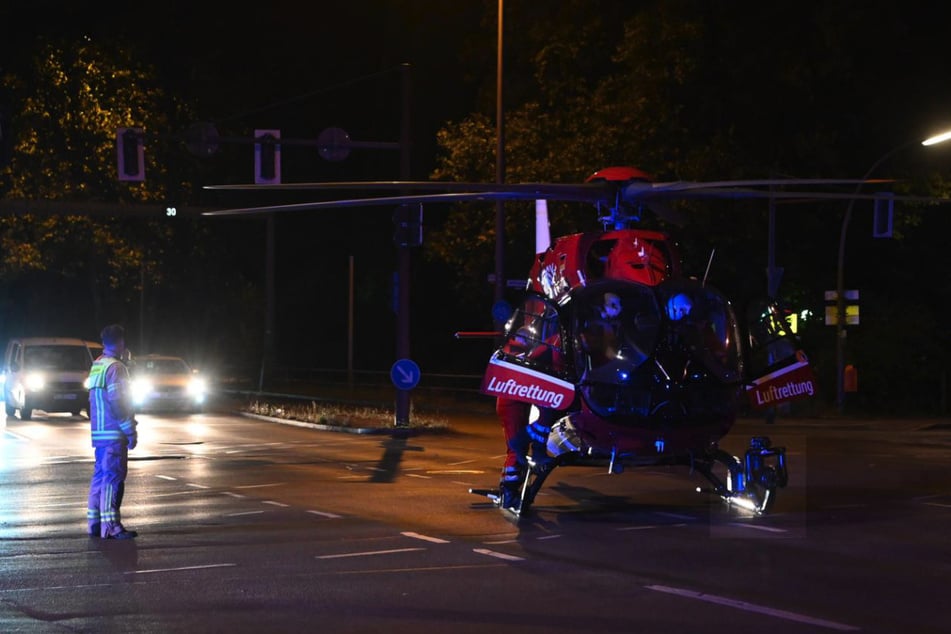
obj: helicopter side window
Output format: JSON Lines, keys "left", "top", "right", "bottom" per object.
{"left": 499, "top": 296, "right": 566, "bottom": 375}
{"left": 746, "top": 300, "right": 799, "bottom": 374}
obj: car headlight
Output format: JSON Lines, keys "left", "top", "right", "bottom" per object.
{"left": 130, "top": 378, "right": 153, "bottom": 404}
{"left": 187, "top": 376, "right": 207, "bottom": 401}
{"left": 24, "top": 372, "right": 46, "bottom": 391}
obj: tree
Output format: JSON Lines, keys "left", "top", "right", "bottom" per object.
{"left": 0, "top": 38, "right": 172, "bottom": 329}
{"left": 0, "top": 36, "right": 264, "bottom": 368}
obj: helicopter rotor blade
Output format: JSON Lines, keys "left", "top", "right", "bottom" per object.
{"left": 203, "top": 191, "right": 553, "bottom": 216}
{"left": 202, "top": 175, "right": 948, "bottom": 218}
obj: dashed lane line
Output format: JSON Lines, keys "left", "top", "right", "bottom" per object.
{"left": 401, "top": 531, "right": 450, "bottom": 544}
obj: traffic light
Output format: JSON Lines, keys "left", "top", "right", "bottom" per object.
{"left": 393, "top": 204, "right": 423, "bottom": 247}
{"left": 116, "top": 127, "right": 145, "bottom": 182}
{"left": 872, "top": 193, "right": 894, "bottom": 238}
{"left": 254, "top": 129, "right": 281, "bottom": 184}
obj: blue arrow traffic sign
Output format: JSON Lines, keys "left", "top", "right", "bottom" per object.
{"left": 390, "top": 358, "right": 420, "bottom": 390}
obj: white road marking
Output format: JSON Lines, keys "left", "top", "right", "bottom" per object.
{"left": 234, "top": 482, "right": 285, "bottom": 489}
{"left": 646, "top": 585, "right": 859, "bottom": 631}
{"left": 307, "top": 509, "right": 342, "bottom": 519}
{"left": 402, "top": 531, "right": 449, "bottom": 544}
{"left": 729, "top": 522, "right": 788, "bottom": 534}
{"left": 156, "top": 474, "right": 177, "bottom": 481}
{"left": 404, "top": 473, "right": 432, "bottom": 479}
{"left": 185, "top": 483, "right": 209, "bottom": 489}
{"left": 316, "top": 547, "right": 425, "bottom": 559}
{"left": 328, "top": 563, "right": 505, "bottom": 575}
{"left": 227, "top": 510, "right": 266, "bottom": 517}
{"left": 262, "top": 500, "right": 289, "bottom": 507}
{"left": 127, "top": 563, "right": 238, "bottom": 575}
{"left": 473, "top": 548, "right": 524, "bottom": 562}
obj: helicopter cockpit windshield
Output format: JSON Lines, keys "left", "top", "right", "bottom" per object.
{"left": 573, "top": 279, "right": 742, "bottom": 421}
{"left": 656, "top": 279, "right": 742, "bottom": 384}
{"left": 572, "top": 283, "right": 662, "bottom": 417}
{"left": 575, "top": 284, "right": 661, "bottom": 370}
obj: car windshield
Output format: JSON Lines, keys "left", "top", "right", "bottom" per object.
{"left": 138, "top": 359, "right": 189, "bottom": 375}
{"left": 23, "top": 345, "right": 92, "bottom": 372}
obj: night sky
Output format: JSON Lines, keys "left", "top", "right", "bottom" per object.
{"left": 2, "top": 3, "right": 490, "bottom": 178}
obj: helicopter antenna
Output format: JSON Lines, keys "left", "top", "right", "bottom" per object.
{"left": 702, "top": 248, "right": 716, "bottom": 286}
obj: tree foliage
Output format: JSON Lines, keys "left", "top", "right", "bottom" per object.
{"left": 0, "top": 38, "right": 174, "bottom": 301}
{"left": 0, "top": 36, "right": 263, "bottom": 366}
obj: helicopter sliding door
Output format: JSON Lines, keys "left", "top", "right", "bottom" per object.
{"left": 496, "top": 295, "right": 566, "bottom": 375}
{"left": 480, "top": 295, "right": 575, "bottom": 410}
{"left": 744, "top": 300, "right": 818, "bottom": 409}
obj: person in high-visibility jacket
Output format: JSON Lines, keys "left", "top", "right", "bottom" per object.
{"left": 85, "top": 324, "right": 138, "bottom": 539}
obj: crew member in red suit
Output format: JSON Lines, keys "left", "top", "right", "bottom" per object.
{"left": 496, "top": 327, "right": 560, "bottom": 510}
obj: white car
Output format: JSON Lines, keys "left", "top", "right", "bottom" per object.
{"left": 2, "top": 336, "right": 103, "bottom": 420}
{"left": 130, "top": 354, "right": 207, "bottom": 413}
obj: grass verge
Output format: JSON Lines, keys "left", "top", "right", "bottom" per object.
{"left": 243, "top": 399, "right": 451, "bottom": 432}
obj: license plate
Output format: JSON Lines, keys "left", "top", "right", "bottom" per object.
{"left": 54, "top": 394, "right": 78, "bottom": 400}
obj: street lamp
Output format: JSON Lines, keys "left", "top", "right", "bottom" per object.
{"left": 835, "top": 128, "right": 951, "bottom": 413}
{"left": 494, "top": 0, "right": 506, "bottom": 325}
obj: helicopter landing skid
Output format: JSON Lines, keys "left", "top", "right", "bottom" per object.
{"left": 469, "top": 455, "right": 557, "bottom": 518}
{"left": 468, "top": 488, "right": 524, "bottom": 519}
{"left": 695, "top": 436, "right": 787, "bottom": 515}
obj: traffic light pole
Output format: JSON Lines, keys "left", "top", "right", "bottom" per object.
{"left": 394, "top": 63, "right": 413, "bottom": 428}
{"left": 835, "top": 139, "right": 918, "bottom": 413}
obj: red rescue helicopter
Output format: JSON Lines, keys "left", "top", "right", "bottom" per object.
{"left": 204, "top": 166, "right": 906, "bottom": 517}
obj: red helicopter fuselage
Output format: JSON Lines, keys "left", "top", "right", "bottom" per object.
{"left": 483, "top": 226, "right": 743, "bottom": 465}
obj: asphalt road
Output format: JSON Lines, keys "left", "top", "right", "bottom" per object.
{"left": 1, "top": 402, "right": 950, "bottom": 633}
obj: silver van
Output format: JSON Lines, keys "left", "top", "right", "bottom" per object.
{"left": 1, "top": 337, "right": 103, "bottom": 420}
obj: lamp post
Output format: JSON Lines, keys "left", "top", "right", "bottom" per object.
{"left": 494, "top": 0, "right": 505, "bottom": 324}
{"left": 835, "top": 129, "right": 951, "bottom": 413}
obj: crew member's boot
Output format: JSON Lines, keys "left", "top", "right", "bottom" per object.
{"left": 498, "top": 464, "right": 524, "bottom": 511}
